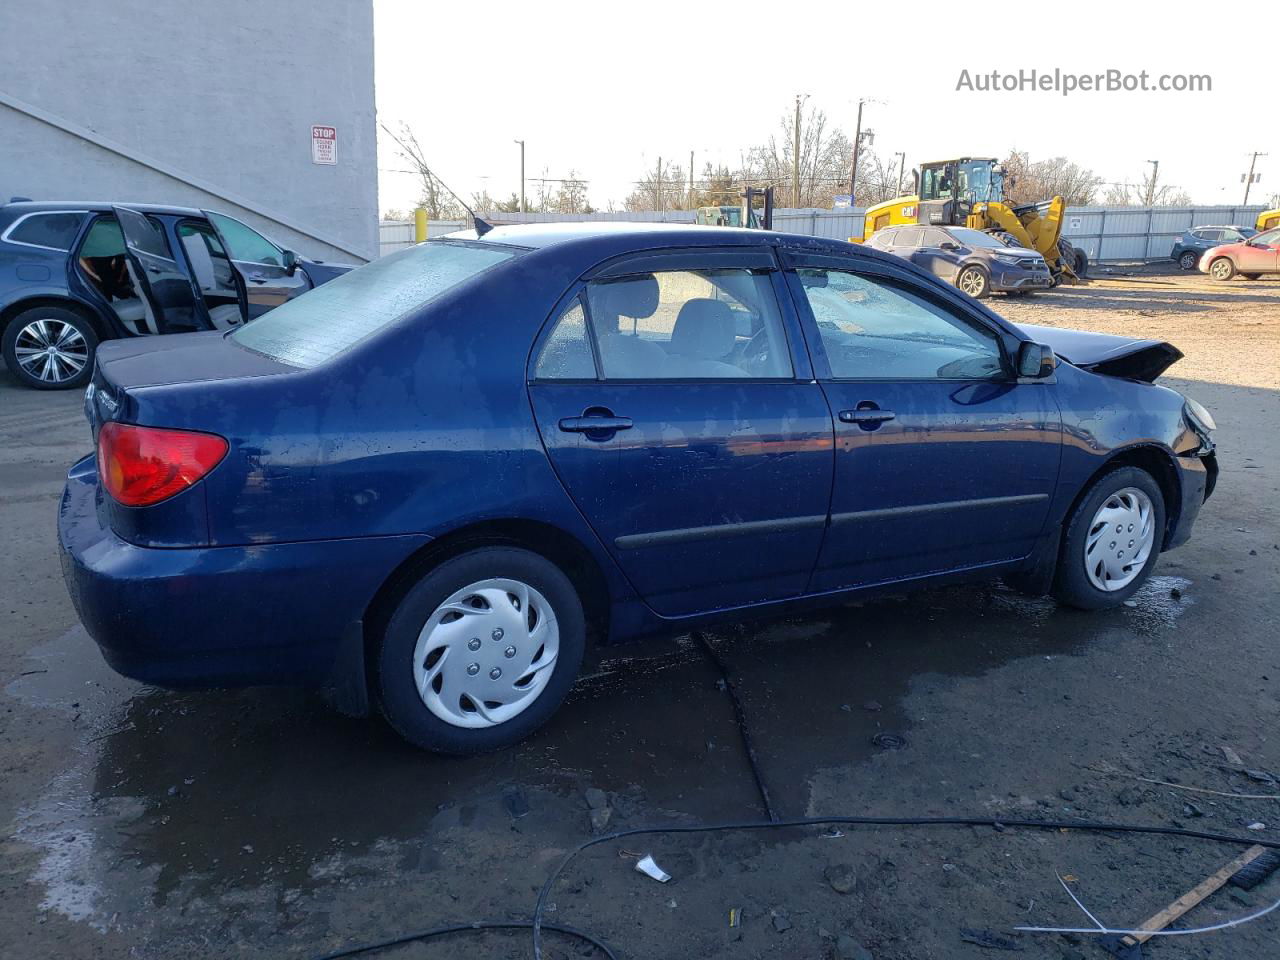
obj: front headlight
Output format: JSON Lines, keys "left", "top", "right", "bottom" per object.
{"left": 992, "top": 252, "right": 1020, "bottom": 263}
{"left": 1183, "top": 396, "right": 1216, "bottom": 433}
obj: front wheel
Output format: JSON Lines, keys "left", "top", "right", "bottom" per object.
{"left": 1208, "top": 258, "right": 1236, "bottom": 282}
{"left": 956, "top": 265, "right": 990, "bottom": 298}
{"left": 1052, "top": 467, "right": 1165, "bottom": 610}
{"left": 2, "top": 306, "right": 98, "bottom": 389}
{"left": 376, "top": 547, "right": 585, "bottom": 754}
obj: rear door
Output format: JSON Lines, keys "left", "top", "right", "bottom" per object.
{"left": 911, "top": 227, "right": 961, "bottom": 282}
{"left": 202, "top": 211, "right": 310, "bottom": 317}
{"left": 527, "top": 249, "right": 834, "bottom": 618}
{"left": 113, "top": 206, "right": 210, "bottom": 332}
{"left": 784, "top": 252, "right": 1062, "bottom": 591}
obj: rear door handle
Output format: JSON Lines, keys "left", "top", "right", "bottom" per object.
{"left": 558, "top": 416, "right": 633, "bottom": 433}
{"left": 839, "top": 409, "right": 895, "bottom": 424}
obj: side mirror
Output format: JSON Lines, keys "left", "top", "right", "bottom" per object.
{"left": 939, "top": 241, "right": 960, "bottom": 251}
{"left": 282, "top": 249, "right": 299, "bottom": 275}
{"left": 1017, "top": 342, "right": 1056, "bottom": 379}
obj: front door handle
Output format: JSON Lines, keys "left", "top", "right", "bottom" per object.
{"left": 839, "top": 408, "right": 896, "bottom": 424}
{"left": 559, "top": 416, "right": 632, "bottom": 432}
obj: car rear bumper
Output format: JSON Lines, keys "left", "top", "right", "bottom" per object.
{"left": 58, "top": 454, "right": 430, "bottom": 689}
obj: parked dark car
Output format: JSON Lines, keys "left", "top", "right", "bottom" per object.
{"left": 1171, "top": 225, "right": 1257, "bottom": 271}
{"left": 59, "top": 222, "right": 1217, "bottom": 753}
{"left": 1197, "top": 227, "right": 1280, "bottom": 281}
{"left": 866, "top": 224, "right": 1051, "bottom": 298}
{"left": 0, "top": 200, "right": 353, "bottom": 389}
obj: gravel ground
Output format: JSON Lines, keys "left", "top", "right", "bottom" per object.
{"left": 2, "top": 270, "right": 1279, "bottom": 960}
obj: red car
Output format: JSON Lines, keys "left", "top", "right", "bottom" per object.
{"left": 1199, "top": 227, "right": 1280, "bottom": 281}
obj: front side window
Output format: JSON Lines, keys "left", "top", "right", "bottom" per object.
{"left": 207, "top": 212, "right": 284, "bottom": 266}
{"left": 576, "top": 268, "right": 792, "bottom": 380}
{"left": 796, "top": 269, "right": 1004, "bottom": 381}
{"left": 6, "top": 211, "right": 85, "bottom": 250}
{"left": 232, "top": 240, "right": 518, "bottom": 368}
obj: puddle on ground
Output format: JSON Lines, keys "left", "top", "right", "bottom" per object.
{"left": 9, "top": 573, "right": 1201, "bottom": 933}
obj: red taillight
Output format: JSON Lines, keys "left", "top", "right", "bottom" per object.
{"left": 97, "top": 422, "right": 228, "bottom": 507}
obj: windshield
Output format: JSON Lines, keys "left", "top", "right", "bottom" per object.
{"left": 948, "top": 227, "right": 1008, "bottom": 249}
{"left": 231, "top": 240, "right": 519, "bottom": 367}
{"left": 955, "top": 161, "right": 999, "bottom": 204}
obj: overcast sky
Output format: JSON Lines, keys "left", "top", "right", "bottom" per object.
{"left": 374, "top": 0, "right": 1279, "bottom": 215}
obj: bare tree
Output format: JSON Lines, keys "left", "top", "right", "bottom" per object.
{"left": 1002, "top": 150, "right": 1102, "bottom": 206}
{"left": 382, "top": 123, "right": 470, "bottom": 221}
{"left": 1103, "top": 167, "right": 1192, "bottom": 207}
{"left": 624, "top": 160, "right": 691, "bottom": 212}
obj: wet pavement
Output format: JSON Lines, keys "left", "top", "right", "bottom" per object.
{"left": 3, "top": 292, "right": 1280, "bottom": 959}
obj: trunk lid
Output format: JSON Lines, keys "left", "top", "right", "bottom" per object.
{"left": 1014, "top": 322, "right": 1183, "bottom": 382}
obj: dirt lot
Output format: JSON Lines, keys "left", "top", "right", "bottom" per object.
{"left": 2, "top": 271, "right": 1279, "bottom": 960}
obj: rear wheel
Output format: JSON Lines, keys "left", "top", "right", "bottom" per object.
{"left": 1177, "top": 251, "right": 1197, "bottom": 270}
{"left": 1052, "top": 467, "right": 1165, "bottom": 610}
{"left": 1208, "top": 257, "right": 1236, "bottom": 282}
{"left": 956, "top": 265, "right": 990, "bottom": 298}
{"left": 376, "top": 547, "right": 585, "bottom": 754}
{"left": 1073, "top": 247, "right": 1089, "bottom": 278}
{"left": 2, "top": 306, "right": 97, "bottom": 390}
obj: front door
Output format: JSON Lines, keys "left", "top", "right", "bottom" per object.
{"left": 528, "top": 253, "right": 834, "bottom": 618}
{"left": 1236, "top": 229, "right": 1280, "bottom": 275}
{"left": 203, "top": 211, "right": 310, "bottom": 317}
{"left": 786, "top": 260, "right": 1062, "bottom": 592}
{"left": 113, "top": 206, "right": 210, "bottom": 332}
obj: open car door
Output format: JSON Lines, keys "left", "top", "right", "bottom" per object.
{"left": 113, "top": 206, "right": 211, "bottom": 333}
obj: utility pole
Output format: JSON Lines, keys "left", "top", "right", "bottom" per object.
{"left": 1145, "top": 159, "right": 1159, "bottom": 206}
{"left": 894, "top": 151, "right": 907, "bottom": 195}
{"left": 689, "top": 149, "right": 695, "bottom": 208}
{"left": 793, "top": 94, "right": 803, "bottom": 208}
{"left": 656, "top": 156, "right": 663, "bottom": 214}
{"left": 1243, "top": 151, "right": 1267, "bottom": 205}
{"left": 849, "top": 99, "right": 865, "bottom": 203}
{"left": 514, "top": 140, "right": 526, "bottom": 213}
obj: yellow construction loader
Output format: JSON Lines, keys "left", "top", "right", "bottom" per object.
{"left": 1258, "top": 208, "right": 1280, "bottom": 231}
{"left": 854, "top": 157, "right": 1087, "bottom": 283}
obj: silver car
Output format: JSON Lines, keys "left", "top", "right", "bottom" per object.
{"left": 866, "top": 225, "right": 1051, "bottom": 298}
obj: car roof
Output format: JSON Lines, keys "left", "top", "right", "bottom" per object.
{"left": 2, "top": 200, "right": 206, "bottom": 217}
{"left": 1190, "top": 224, "right": 1248, "bottom": 230}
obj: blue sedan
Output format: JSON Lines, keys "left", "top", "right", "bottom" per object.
{"left": 58, "top": 222, "right": 1218, "bottom": 753}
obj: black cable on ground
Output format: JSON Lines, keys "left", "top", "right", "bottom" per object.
{"left": 693, "top": 631, "right": 779, "bottom": 822}
{"left": 530, "top": 816, "right": 1280, "bottom": 960}
{"left": 310, "top": 919, "right": 617, "bottom": 960}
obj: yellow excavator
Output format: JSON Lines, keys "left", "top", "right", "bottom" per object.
{"left": 854, "top": 157, "right": 1086, "bottom": 284}
{"left": 1258, "top": 208, "right": 1280, "bottom": 231}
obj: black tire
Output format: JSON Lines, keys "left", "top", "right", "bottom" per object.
{"left": 1177, "top": 251, "right": 1197, "bottom": 271}
{"left": 1207, "top": 257, "right": 1236, "bottom": 282}
{"left": 956, "top": 265, "right": 990, "bottom": 299}
{"left": 2, "top": 305, "right": 98, "bottom": 390}
{"left": 375, "top": 546, "right": 585, "bottom": 754}
{"left": 1073, "top": 248, "right": 1089, "bottom": 278}
{"left": 1051, "top": 466, "right": 1166, "bottom": 610}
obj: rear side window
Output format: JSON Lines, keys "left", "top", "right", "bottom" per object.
{"left": 895, "top": 227, "right": 924, "bottom": 247}
{"left": 231, "top": 241, "right": 518, "bottom": 368}
{"left": 6, "top": 212, "right": 85, "bottom": 250}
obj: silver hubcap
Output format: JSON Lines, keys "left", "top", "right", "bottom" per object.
{"left": 13, "top": 319, "right": 88, "bottom": 383}
{"left": 412, "top": 578, "right": 559, "bottom": 729}
{"left": 1180, "top": 253, "right": 1194, "bottom": 268}
{"left": 1210, "top": 260, "right": 1231, "bottom": 279}
{"left": 1084, "top": 487, "right": 1155, "bottom": 592}
{"left": 958, "top": 269, "right": 984, "bottom": 296}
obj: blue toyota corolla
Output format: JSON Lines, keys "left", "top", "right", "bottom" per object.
{"left": 58, "top": 222, "right": 1218, "bottom": 753}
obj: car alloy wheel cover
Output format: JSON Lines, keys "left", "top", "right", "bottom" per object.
{"left": 1179, "top": 252, "right": 1195, "bottom": 269}
{"left": 1210, "top": 259, "right": 1232, "bottom": 280}
{"left": 958, "top": 268, "right": 985, "bottom": 296}
{"left": 412, "top": 577, "right": 560, "bottom": 729}
{"left": 13, "top": 318, "right": 89, "bottom": 383}
{"left": 1084, "top": 486, "right": 1155, "bottom": 592}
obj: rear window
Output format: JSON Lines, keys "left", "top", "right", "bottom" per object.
{"left": 6, "top": 211, "right": 85, "bottom": 250}
{"left": 231, "top": 240, "right": 519, "bottom": 367}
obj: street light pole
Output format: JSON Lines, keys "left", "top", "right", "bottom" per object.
{"left": 849, "top": 99, "right": 866, "bottom": 203}
{"left": 514, "top": 140, "right": 526, "bottom": 213}
{"left": 1145, "top": 159, "right": 1159, "bottom": 206}
{"left": 894, "top": 151, "right": 906, "bottom": 195}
